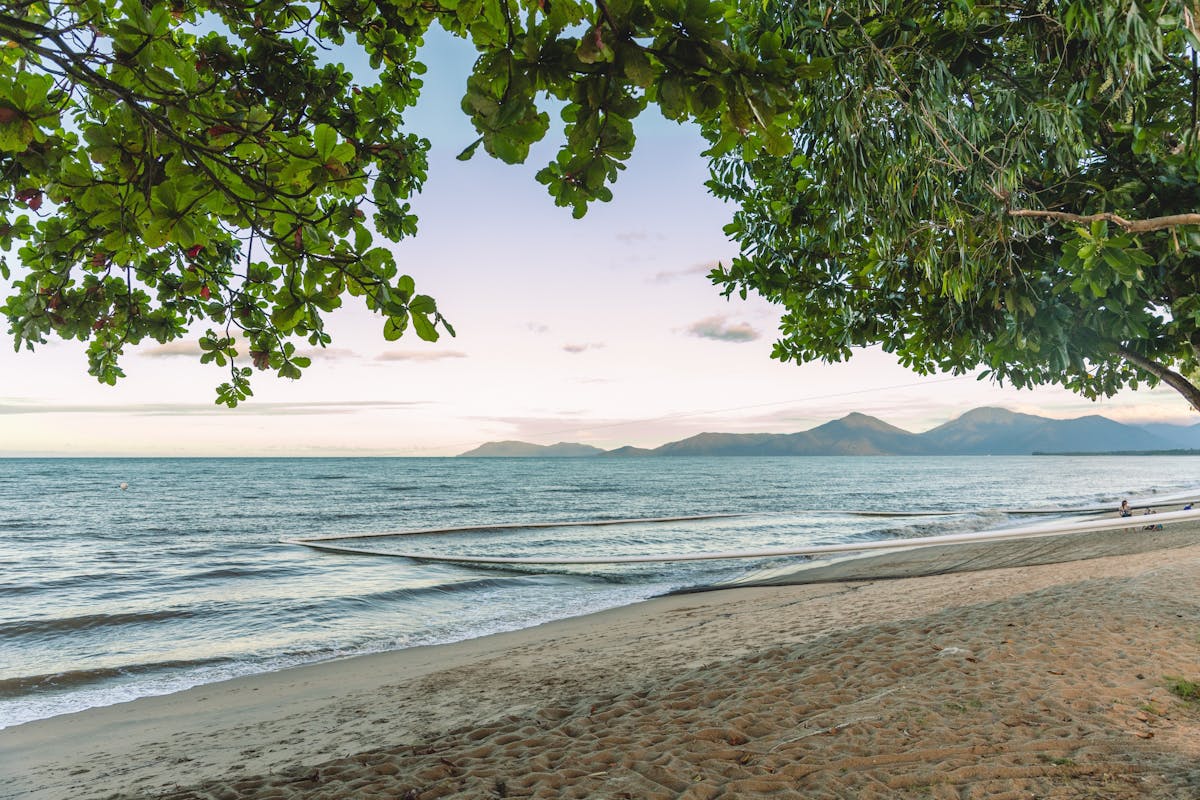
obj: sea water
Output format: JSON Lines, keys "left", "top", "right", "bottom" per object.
{"left": 2, "top": 455, "right": 1198, "bottom": 729}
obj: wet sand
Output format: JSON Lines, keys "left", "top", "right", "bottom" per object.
{"left": 5, "top": 535, "right": 1200, "bottom": 799}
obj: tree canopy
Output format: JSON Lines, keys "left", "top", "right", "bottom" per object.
{"left": 711, "top": 0, "right": 1200, "bottom": 410}
{"left": 1, "top": 0, "right": 804, "bottom": 404}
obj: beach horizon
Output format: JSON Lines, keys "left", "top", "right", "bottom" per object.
{"left": 5, "top": 533, "right": 1200, "bottom": 799}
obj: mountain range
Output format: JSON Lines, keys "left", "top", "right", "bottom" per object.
{"left": 457, "top": 407, "right": 1200, "bottom": 457}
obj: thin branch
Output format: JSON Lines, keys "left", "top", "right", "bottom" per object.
{"left": 1008, "top": 209, "right": 1200, "bottom": 233}
{"left": 594, "top": 0, "right": 621, "bottom": 34}
{"left": 1115, "top": 344, "right": 1200, "bottom": 411}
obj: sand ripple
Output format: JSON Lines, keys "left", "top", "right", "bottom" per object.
{"left": 144, "top": 566, "right": 1200, "bottom": 800}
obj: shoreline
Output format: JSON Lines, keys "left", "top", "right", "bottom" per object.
{"left": 0, "top": 581, "right": 669, "bottom": 733}
{"left": 6, "top": 531, "right": 1200, "bottom": 798}
{"left": 7, "top": 517, "right": 1177, "bottom": 735}
{"left": 8, "top": 510, "right": 1195, "bottom": 733}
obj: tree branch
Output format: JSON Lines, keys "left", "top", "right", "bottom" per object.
{"left": 1008, "top": 209, "right": 1200, "bottom": 233}
{"left": 1115, "top": 345, "right": 1200, "bottom": 411}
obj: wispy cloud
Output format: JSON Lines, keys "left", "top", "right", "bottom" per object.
{"left": 526, "top": 323, "right": 550, "bottom": 334}
{"left": 298, "top": 347, "right": 360, "bottom": 361}
{"left": 563, "top": 343, "right": 604, "bottom": 354}
{"left": 685, "top": 315, "right": 760, "bottom": 343}
{"left": 467, "top": 395, "right": 1007, "bottom": 450}
{"left": 719, "top": 384, "right": 1200, "bottom": 434}
{"left": 0, "top": 399, "right": 429, "bottom": 417}
{"left": 652, "top": 261, "right": 720, "bottom": 284}
{"left": 376, "top": 350, "right": 468, "bottom": 362}
{"left": 1008, "top": 392, "right": 1196, "bottom": 426}
{"left": 467, "top": 413, "right": 706, "bottom": 449}
{"left": 615, "top": 230, "right": 664, "bottom": 244}
{"left": 137, "top": 340, "right": 225, "bottom": 358}
{"left": 137, "top": 339, "right": 360, "bottom": 363}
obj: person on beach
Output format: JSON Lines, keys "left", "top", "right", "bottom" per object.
{"left": 1119, "top": 500, "right": 1132, "bottom": 517}
{"left": 1142, "top": 508, "right": 1163, "bottom": 530}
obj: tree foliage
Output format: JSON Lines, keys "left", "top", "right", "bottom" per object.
{"left": 1, "top": 0, "right": 803, "bottom": 404}
{"left": 711, "top": 0, "right": 1200, "bottom": 410}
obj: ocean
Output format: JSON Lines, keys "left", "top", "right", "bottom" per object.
{"left": 2, "top": 455, "right": 1198, "bottom": 730}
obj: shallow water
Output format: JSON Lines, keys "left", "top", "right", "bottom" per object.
{"left": 2, "top": 455, "right": 1197, "bottom": 728}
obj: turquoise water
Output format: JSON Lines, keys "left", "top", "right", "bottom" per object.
{"left": 2, "top": 455, "right": 1197, "bottom": 729}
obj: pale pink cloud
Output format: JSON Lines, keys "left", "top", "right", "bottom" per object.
{"left": 563, "top": 343, "right": 604, "bottom": 354}
{"left": 376, "top": 350, "right": 468, "bottom": 362}
{"left": 685, "top": 315, "right": 759, "bottom": 343}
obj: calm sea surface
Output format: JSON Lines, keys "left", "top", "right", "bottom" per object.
{"left": 2, "top": 455, "right": 1198, "bottom": 729}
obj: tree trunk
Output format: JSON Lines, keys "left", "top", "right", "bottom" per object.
{"left": 1116, "top": 345, "right": 1200, "bottom": 411}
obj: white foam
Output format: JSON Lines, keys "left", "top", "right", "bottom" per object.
{"left": 291, "top": 507, "right": 1200, "bottom": 565}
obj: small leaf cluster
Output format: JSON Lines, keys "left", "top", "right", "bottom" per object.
{"left": 711, "top": 0, "right": 1200, "bottom": 409}
{"left": 446, "top": 0, "right": 812, "bottom": 217}
{"left": 1, "top": 0, "right": 803, "bottom": 402}
{"left": 1, "top": 0, "right": 454, "bottom": 404}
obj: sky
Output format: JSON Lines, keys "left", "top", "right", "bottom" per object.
{"left": 0, "top": 32, "right": 1195, "bottom": 456}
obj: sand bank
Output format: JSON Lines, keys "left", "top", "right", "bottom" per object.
{"left": 5, "top": 534, "right": 1200, "bottom": 799}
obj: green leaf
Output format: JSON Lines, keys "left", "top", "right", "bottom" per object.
{"left": 411, "top": 311, "right": 438, "bottom": 341}
{"left": 383, "top": 313, "right": 409, "bottom": 341}
{"left": 704, "top": 0, "right": 1200, "bottom": 410}
{"left": 409, "top": 294, "right": 436, "bottom": 314}
{"left": 314, "top": 124, "right": 339, "bottom": 162}
{"left": 457, "top": 136, "right": 484, "bottom": 161}
{"left": 621, "top": 47, "right": 655, "bottom": 88}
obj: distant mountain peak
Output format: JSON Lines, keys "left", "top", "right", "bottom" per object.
{"left": 830, "top": 412, "right": 908, "bottom": 432}
{"left": 458, "top": 406, "right": 1178, "bottom": 457}
{"left": 955, "top": 407, "right": 1023, "bottom": 422}
{"left": 458, "top": 441, "right": 606, "bottom": 457}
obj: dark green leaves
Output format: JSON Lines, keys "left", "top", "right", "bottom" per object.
{"left": 0, "top": 0, "right": 453, "bottom": 404}
{"left": 713, "top": 0, "right": 1200, "bottom": 409}
{"left": 452, "top": 0, "right": 816, "bottom": 217}
{"left": 1, "top": 0, "right": 819, "bottom": 405}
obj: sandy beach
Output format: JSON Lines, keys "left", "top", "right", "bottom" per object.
{"left": 5, "top": 535, "right": 1200, "bottom": 799}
